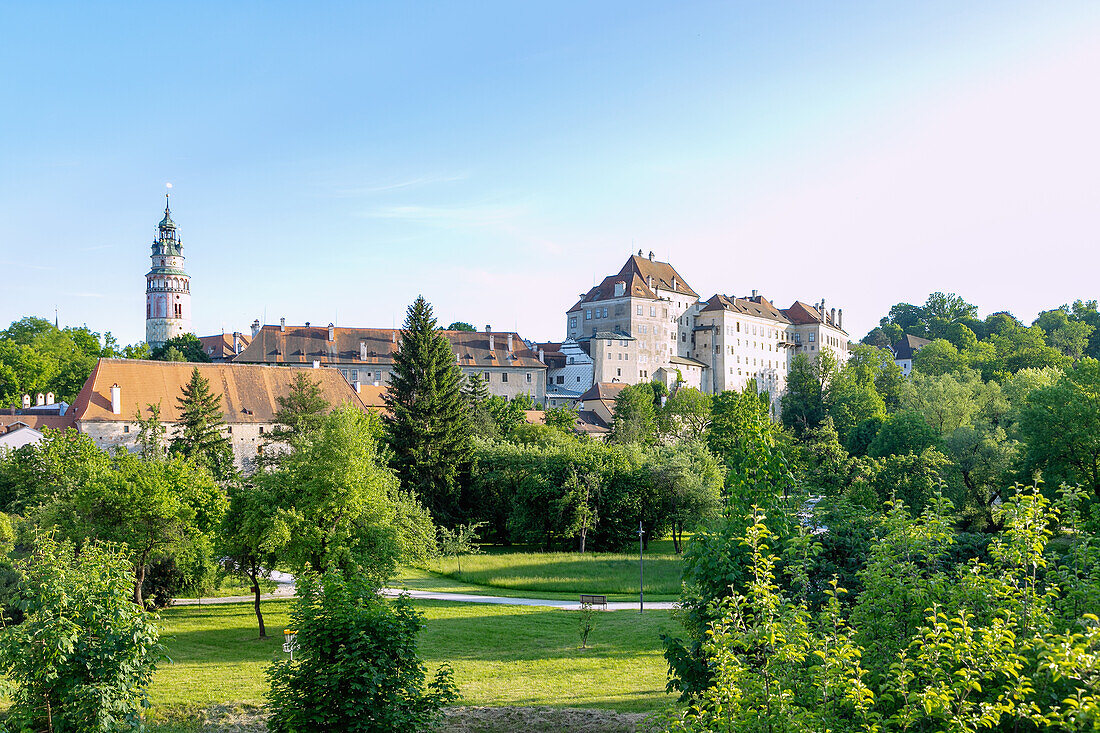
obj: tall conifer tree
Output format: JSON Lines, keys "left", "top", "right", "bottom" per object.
{"left": 384, "top": 296, "right": 470, "bottom": 520}
{"left": 172, "top": 366, "right": 234, "bottom": 480}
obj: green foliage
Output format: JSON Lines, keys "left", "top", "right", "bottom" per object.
{"left": 0, "top": 535, "right": 162, "bottom": 732}
{"left": 258, "top": 406, "right": 435, "bottom": 581}
{"left": 578, "top": 602, "right": 598, "bottom": 649}
{"left": 1019, "top": 358, "right": 1100, "bottom": 498}
{"left": 0, "top": 316, "right": 129, "bottom": 405}
{"left": 610, "top": 382, "right": 661, "bottom": 445}
{"left": 659, "top": 387, "right": 711, "bottom": 442}
{"left": 266, "top": 571, "right": 456, "bottom": 733}
{"left": 651, "top": 441, "right": 723, "bottom": 553}
{"left": 912, "top": 338, "right": 965, "bottom": 376}
{"left": 445, "top": 321, "right": 476, "bottom": 332}
{"left": 385, "top": 296, "right": 470, "bottom": 521}
{"left": 543, "top": 403, "right": 579, "bottom": 432}
{"left": 218, "top": 479, "right": 282, "bottom": 638}
{"left": 150, "top": 333, "right": 210, "bottom": 363}
{"left": 781, "top": 353, "right": 826, "bottom": 435}
{"left": 867, "top": 410, "right": 940, "bottom": 457}
{"left": 663, "top": 485, "right": 1100, "bottom": 733}
{"left": 171, "top": 367, "right": 234, "bottom": 481}
{"left": 270, "top": 371, "right": 329, "bottom": 441}
{"left": 38, "top": 449, "right": 226, "bottom": 606}
{"left": 462, "top": 373, "right": 496, "bottom": 439}
{"left": 437, "top": 521, "right": 485, "bottom": 573}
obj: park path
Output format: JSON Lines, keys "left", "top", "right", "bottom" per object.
{"left": 172, "top": 583, "right": 677, "bottom": 610}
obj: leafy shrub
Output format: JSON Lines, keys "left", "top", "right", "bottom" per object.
{"left": 140, "top": 555, "right": 186, "bottom": 609}
{"left": 0, "top": 534, "right": 162, "bottom": 732}
{"left": 266, "top": 570, "right": 456, "bottom": 732}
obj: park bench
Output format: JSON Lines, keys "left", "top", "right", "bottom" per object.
{"left": 579, "top": 594, "right": 608, "bottom": 610}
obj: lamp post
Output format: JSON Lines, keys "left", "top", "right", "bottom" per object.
{"left": 638, "top": 520, "right": 645, "bottom": 614}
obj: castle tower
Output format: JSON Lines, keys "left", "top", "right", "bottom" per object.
{"left": 145, "top": 194, "right": 191, "bottom": 348}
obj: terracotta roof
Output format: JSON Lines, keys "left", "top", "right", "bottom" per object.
{"left": 620, "top": 254, "right": 698, "bottom": 297}
{"left": 70, "top": 359, "right": 368, "bottom": 423}
{"left": 354, "top": 384, "right": 388, "bottom": 410}
{"left": 0, "top": 413, "right": 77, "bottom": 432}
{"left": 892, "top": 334, "right": 933, "bottom": 360}
{"left": 198, "top": 332, "right": 251, "bottom": 360}
{"left": 577, "top": 382, "right": 628, "bottom": 402}
{"left": 568, "top": 272, "right": 658, "bottom": 312}
{"left": 781, "top": 301, "right": 827, "bottom": 325}
{"left": 523, "top": 410, "right": 546, "bottom": 425}
{"left": 235, "top": 326, "right": 546, "bottom": 369}
{"left": 700, "top": 294, "right": 792, "bottom": 324}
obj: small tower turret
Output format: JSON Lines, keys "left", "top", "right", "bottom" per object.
{"left": 145, "top": 192, "right": 192, "bottom": 349}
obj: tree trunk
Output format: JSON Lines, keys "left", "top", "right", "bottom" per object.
{"left": 579, "top": 526, "right": 587, "bottom": 554}
{"left": 133, "top": 551, "right": 148, "bottom": 606}
{"left": 249, "top": 561, "right": 267, "bottom": 639}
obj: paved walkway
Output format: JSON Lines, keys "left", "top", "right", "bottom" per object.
{"left": 173, "top": 585, "right": 677, "bottom": 611}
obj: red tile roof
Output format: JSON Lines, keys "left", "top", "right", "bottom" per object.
{"left": 235, "top": 326, "right": 546, "bottom": 369}
{"left": 70, "top": 359, "right": 369, "bottom": 423}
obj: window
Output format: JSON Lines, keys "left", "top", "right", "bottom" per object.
{"left": 603, "top": 308, "right": 608, "bottom": 318}
{"left": 594, "top": 309, "right": 601, "bottom": 319}
{"left": 351, "top": 369, "right": 358, "bottom": 380}
{"left": 650, "top": 306, "right": 656, "bottom": 317}
{"left": 483, "top": 371, "right": 490, "bottom": 381}
{"left": 606, "top": 340, "right": 613, "bottom": 346}
{"left": 570, "top": 317, "right": 577, "bottom": 328}
{"left": 502, "top": 372, "right": 508, "bottom": 383}
{"left": 556, "top": 375, "right": 564, "bottom": 384}
{"left": 617, "top": 368, "right": 622, "bottom": 376}
{"left": 586, "top": 310, "right": 592, "bottom": 320}
{"left": 607, "top": 353, "right": 612, "bottom": 359}
{"left": 809, "top": 333, "right": 815, "bottom": 342}
{"left": 637, "top": 305, "right": 643, "bottom": 315}
{"left": 259, "top": 426, "right": 265, "bottom": 434}
{"left": 123, "top": 425, "right": 130, "bottom": 433}
{"left": 526, "top": 372, "right": 532, "bottom": 383}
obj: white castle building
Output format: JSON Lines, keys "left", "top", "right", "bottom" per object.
{"left": 145, "top": 195, "right": 191, "bottom": 349}
{"left": 557, "top": 252, "right": 851, "bottom": 411}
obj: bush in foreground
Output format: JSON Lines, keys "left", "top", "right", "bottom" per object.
{"left": 266, "top": 570, "right": 456, "bottom": 732}
{"left": 0, "top": 535, "right": 162, "bottom": 732}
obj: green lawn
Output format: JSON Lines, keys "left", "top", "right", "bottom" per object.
{"left": 420, "top": 541, "right": 684, "bottom": 600}
{"left": 151, "top": 597, "right": 679, "bottom": 717}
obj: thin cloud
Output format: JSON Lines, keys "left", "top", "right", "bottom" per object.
{"left": 0, "top": 259, "right": 52, "bottom": 271}
{"left": 330, "top": 173, "right": 470, "bottom": 197}
{"left": 358, "top": 201, "right": 527, "bottom": 226}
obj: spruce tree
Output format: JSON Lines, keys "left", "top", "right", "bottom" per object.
{"left": 173, "top": 367, "right": 234, "bottom": 480}
{"left": 462, "top": 373, "right": 497, "bottom": 439}
{"left": 384, "top": 296, "right": 470, "bottom": 521}
{"left": 269, "top": 372, "right": 329, "bottom": 444}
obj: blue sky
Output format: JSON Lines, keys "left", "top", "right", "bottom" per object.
{"left": 2, "top": 2, "right": 1099, "bottom": 345}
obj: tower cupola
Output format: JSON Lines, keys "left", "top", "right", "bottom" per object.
{"left": 145, "top": 191, "right": 192, "bottom": 349}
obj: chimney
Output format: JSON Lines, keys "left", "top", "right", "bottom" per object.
{"left": 327, "top": 323, "right": 335, "bottom": 342}
{"left": 360, "top": 341, "right": 368, "bottom": 361}
{"left": 648, "top": 250, "right": 654, "bottom": 260}
{"left": 36, "top": 393, "right": 45, "bottom": 406}
{"left": 46, "top": 392, "right": 54, "bottom": 405}
{"left": 251, "top": 319, "right": 261, "bottom": 338}
{"left": 312, "top": 360, "right": 320, "bottom": 369}
{"left": 21, "top": 394, "right": 30, "bottom": 409}
{"left": 838, "top": 308, "right": 843, "bottom": 329}
{"left": 830, "top": 308, "right": 836, "bottom": 326}
{"left": 392, "top": 331, "right": 397, "bottom": 344}
{"left": 280, "top": 317, "right": 286, "bottom": 332}
{"left": 233, "top": 332, "right": 241, "bottom": 354}
{"left": 752, "top": 289, "right": 758, "bottom": 298}
{"left": 484, "top": 324, "right": 491, "bottom": 332}
{"left": 507, "top": 334, "right": 514, "bottom": 352}
{"left": 489, "top": 333, "right": 495, "bottom": 352}
{"left": 110, "top": 384, "right": 121, "bottom": 415}
{"left": 353, "top": 380, "right": 361, "bottom": 394}
{"left": 637, "top": 248, "right": 643, "bottom": 256}
{"left": 538, "top": 348, "right": 545, "bottom": 363}
{"left": 671, "top": 277, "right": 677, "bottom": 291}
{"left": 305, "top": 321, "right": 310, "bottom": 328}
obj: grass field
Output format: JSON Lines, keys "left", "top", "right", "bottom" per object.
{"left": 422, "top": 540, "right": 684, "bottom": 600}
{"left": 148, "top": 597, "right": 680, "bottom": 723}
